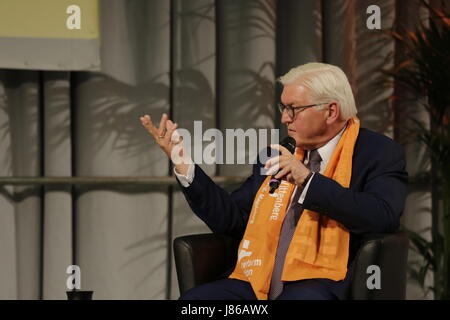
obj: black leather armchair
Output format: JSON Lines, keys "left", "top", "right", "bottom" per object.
{"left": 174, "top": 232, "right": 409, "bottom": 299}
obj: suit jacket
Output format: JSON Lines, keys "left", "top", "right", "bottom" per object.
{"left": 177, "top": 128, "right": 409, "bottom": 298}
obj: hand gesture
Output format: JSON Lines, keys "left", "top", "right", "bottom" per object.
{"left": 264, "top": 144, "right": 311, "bottom": 187}
{"left": 140, "top": 113, "right": 181, "bottom": 157}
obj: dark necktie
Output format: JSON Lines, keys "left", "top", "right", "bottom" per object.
{"left": 268, "top": 149, "right": 322, "bottom": 300}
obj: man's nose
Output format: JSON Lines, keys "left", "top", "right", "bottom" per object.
{"left": 280, "top": 110, "right": 292, "bottom": 124}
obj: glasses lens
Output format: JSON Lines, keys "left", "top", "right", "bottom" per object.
{"left": 287, "top": 107, "right": 293, "bottom": 118}
{"left": 278, "top": 103, "right": 293, "bottom": 118}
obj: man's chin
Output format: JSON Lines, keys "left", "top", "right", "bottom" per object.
{"left": 287, "top": 132, "right": 312, "bottom": 149}
{"left": 292, "top": 136, "right": 314, "bottom": 150}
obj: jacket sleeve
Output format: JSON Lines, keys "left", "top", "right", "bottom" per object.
{"left": 178, "top": 163, "right": 265, "bottom": 239}
{"left": 302, "top": 142, "right": 408, "bottom": 234}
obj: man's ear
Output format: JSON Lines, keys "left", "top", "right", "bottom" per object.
{"left": 326, "top": 102, "right": 340, "bottom": 124}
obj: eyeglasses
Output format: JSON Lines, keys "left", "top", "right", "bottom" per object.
{"left": 278, "top": 102, "right": 329, "bottom": 119}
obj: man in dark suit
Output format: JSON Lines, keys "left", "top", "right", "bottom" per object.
{"left": 140, "top": 63, "right": 408, "bottom": 300}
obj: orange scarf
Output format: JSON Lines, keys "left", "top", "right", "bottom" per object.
{"left": 229, "top": 118, "right": 360, "bottom": 300}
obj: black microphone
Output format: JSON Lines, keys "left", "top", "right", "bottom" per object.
{"left": 269, "top": 136, "right": 296, "bottom": 194}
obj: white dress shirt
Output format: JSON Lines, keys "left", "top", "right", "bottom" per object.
{"left": 297, "top": 125, "right": 346, "bottom": 204}
{"left": 174, "top": 125, "right": 346, "bottom": 206}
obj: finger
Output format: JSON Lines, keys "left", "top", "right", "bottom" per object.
{"left": 264, "top": 155, "right": 280, "bottom": 169}
{"left": 265, "top": 163, "right": 280, "bottom": 176}
{"left": 140, "top": 114, "right": 158, "bottom": 137}
{"left": 267, "top": 154, "right": 297, "bottom": 175}
{"left": 270, "top": 144, "right": 291, "bottom": 156}
{"left": 158, "top": 113, "right": 168, "bottom": 136}
{"left": 163, "top": 121, "right": 178, "bottom": 144}
{"left": 274, "top": 168, "right": 287, "bottom": 180}
{"left": 139, "top": 115, "right": 149, "bottom": 126}
{"left": 267, "top": 155, "right": 292, "bottom": 170}
{"left": 278, "top": 157, "right": 293, "bottom": 168}
{"left": 275, "top": 166, "right": 291, "bottom": 180}
{"left": 170, "top": 124, "right": 183, "bottom": 144}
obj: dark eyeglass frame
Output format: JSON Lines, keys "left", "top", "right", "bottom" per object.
{"left": 278, "top": 102, "right": 329, "bottom": 119}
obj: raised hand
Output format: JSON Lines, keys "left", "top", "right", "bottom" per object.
{"left": 140, "top": 113, "right": 190, "bottom": 175}
{"left": 140, "top": 113, "right": 180, "bottom": 157}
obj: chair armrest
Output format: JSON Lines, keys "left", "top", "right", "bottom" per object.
{"left": 350, "top": 231, "right": 410, "bottom": 300}
{"left": 173, "top": 233, "right": 240, "bottom": 295}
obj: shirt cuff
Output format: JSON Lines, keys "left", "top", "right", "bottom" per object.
{"left": 299, "top": 172, "right": 315, "bottom": 205}
{"left": 174, "top": 163, "right": 195, "bottom": 187}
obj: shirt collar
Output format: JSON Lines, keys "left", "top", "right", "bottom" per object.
{"left": 305, "top": 124, "right": 347, "bottom": 165}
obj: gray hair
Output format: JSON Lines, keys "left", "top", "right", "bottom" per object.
{"left": 278, "top": 63, "right": 357, "bottom": 120}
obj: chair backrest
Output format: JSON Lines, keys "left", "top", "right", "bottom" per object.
{"left": 349, "top": 232, "right": 409, "bottom": 300}
{"left": 173, "top": 234, "right": 239, "bottom": 295}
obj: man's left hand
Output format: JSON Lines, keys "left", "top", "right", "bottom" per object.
{"left": 265, "top": 144, "right": 311, "bottom": 187}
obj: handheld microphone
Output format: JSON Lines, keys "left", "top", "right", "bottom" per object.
{"left": 269, "top": 136, "right": 296, "bottom": 194}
